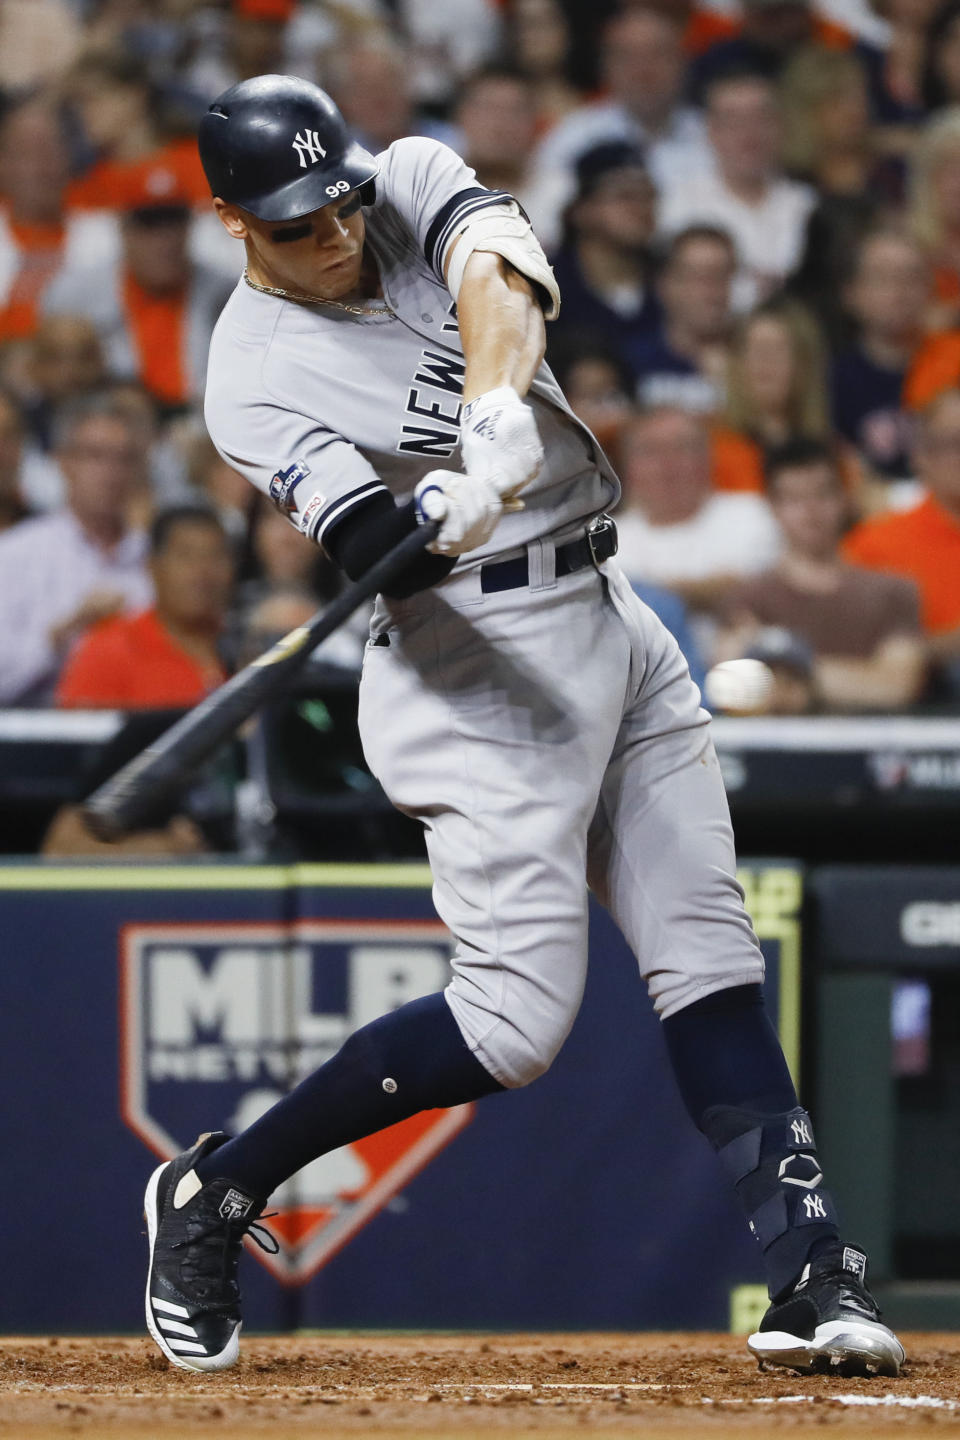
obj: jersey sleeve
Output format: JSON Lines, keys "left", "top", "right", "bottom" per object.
{"left": 205, "top": 395, "right": 389, "bottom": 553}
{"left": 377, "top": 137, "right": 512, "bottom": 285}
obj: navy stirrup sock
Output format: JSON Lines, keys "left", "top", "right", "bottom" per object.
{"left": 195, "top": 992, "right": 503, "bottom": 1199}
{"left": 662, "top": 983, "right": 840, "bottom": 1298}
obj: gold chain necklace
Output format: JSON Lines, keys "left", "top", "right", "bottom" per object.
{"left": 243, "top": 268, "right": 394, "bottom": 320}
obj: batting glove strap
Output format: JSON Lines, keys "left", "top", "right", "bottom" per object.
{"left": 460, "top": 386, "right": 544, "bottom": 500}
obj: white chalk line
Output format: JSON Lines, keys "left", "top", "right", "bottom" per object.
{"left": 16, "top": 1381, "right": 960, "bottom": 1412}
{"left": 12, "top": 1381, "right": 666, "bottom": 1397}
{"left": 707, "top": 1393, "right": 960, "bottom": 1412}
{"left": 438, "top": 1383, "right": 667, "bottom": 1392}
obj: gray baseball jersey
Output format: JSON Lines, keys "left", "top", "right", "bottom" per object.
{"left": 204, "top": 137, "right": 616, "bottom": 564}
{"left": 204, "top": 136, "right": 764, "bottom": 1089}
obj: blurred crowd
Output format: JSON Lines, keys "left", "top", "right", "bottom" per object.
{"left": 1, "top": 0, "right": 960, "bottom": 739}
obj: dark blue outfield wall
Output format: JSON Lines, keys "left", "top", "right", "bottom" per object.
{"left": 0, "top": 861, "right": 800, "bottom": 1334}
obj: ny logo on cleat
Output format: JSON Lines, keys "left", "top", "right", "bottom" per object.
{"left": 803, "top": 1193, "right": 827, "bottom": 1220}
{"left": 292, "top": 130, "right": 327, "bottom": 168}
{"left": 790, "top": 1117, "right": 812, "bottom": 1146}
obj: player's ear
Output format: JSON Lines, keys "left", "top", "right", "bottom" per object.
{"left": 213, "top": 198, "right": 248, "bottom": 240}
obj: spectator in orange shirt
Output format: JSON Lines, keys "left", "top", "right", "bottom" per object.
{"left": 64, "top": 49, "right": 239, "bottom": 280}
{"left": 0, "top": 96, "right": 119, "bottom": 344}
{"left": 43, "top": 176, "right": 233, "bottom": 413}
{"left": 65, "top": 52, "right": 210, "bottom": 213}
{"left": 57, "top": 504, "right": 234, "bottom": 710}
{"left": 843, "top": 388, "right": 960, "bottom": 682}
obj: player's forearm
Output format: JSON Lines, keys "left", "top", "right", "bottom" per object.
{"left": 456, "top": 252, "right": 545, "bottom": 403}
{"left": 326, "top": 492, "right": 456, "bottom": 597}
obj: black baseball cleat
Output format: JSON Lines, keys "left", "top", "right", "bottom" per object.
{"left": 747, "top": 1243, "right": 905, "bottom": 1377}
{"left": 144, "top": 1131, "right": 277, "bottom": 1372}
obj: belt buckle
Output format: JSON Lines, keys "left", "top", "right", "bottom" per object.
{"left": 586, "top": 513, "right": 617, "bottom": 568}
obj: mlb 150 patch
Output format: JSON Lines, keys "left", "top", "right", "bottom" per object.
{"left": 120, "top": 920, "right": 474, "bottom": 1283}
{"left": 269, "top": 459, "right": 311, "bottom": 515}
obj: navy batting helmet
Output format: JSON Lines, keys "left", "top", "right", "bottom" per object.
{"left": 198, "top": 74, "right": 379, "bottom": 222}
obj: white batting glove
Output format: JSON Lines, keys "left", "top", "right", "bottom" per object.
{"left": 460, "top": 386, "right": 544, "bottom": 501}
{"left": 414, "top": 470, "right": 503, "bottom": 556}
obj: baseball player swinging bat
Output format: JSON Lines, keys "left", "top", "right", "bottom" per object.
{"left": 82, "top": 519, "right": 438, "bottom": 840}
{"left": 137, "top": 73, "right": 904, "bottom": 1385}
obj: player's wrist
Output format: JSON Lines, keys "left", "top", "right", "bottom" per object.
{"left": 461, "top": 386, "right": 521, "bottom": 423}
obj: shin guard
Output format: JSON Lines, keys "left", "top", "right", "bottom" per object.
{"left": 703, "top": 1103, "right": 841, "bottom": 1299}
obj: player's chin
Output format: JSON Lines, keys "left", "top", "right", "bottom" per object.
{"left": 314, "top": 255, "right": 362, "bottom": 297}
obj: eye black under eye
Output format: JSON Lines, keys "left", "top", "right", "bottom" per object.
{"left": 338, "top": 193, "right": 362, "bottom": 219}
{"left": 271, "top": 222, "right": 312, "bottom": 243}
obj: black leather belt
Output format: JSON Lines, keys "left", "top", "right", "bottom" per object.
{"left": 480, "top": 514, "right": 618, "bottom": 594}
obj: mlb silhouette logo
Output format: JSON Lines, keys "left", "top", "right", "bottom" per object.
{"left": 120, "top": 920, "right": 474, "bottom": 1283}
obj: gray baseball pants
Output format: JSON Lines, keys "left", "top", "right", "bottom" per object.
{"left": 358, "top": 540, "right": 765, "bottom": 1089}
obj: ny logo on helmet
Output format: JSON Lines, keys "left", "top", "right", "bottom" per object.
{"left": 292, "top": 130, "right": 327, "bottom": 168}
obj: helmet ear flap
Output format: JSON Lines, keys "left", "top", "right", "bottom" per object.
{"left": 358, "top": 179, "right": 376, "bottom": 208}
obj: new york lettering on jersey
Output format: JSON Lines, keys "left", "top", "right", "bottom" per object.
{"left": 400, "top": 348, "right": 465, "bottom": 457}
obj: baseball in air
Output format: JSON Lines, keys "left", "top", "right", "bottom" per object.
{"left": 703, "top": 658, "right": 775, "bottom": 715}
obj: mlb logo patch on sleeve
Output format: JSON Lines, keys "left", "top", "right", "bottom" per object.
{"left": 269, "top": 459, "right": 311, "bottom": 515}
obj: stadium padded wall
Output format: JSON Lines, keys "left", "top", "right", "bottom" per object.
{"left": 0, "top": 861, "right": 799, "bottom": 1334}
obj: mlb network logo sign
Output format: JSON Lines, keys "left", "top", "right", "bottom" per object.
{"left": 120, "top": 920, "right": 473, "bottom": 1284}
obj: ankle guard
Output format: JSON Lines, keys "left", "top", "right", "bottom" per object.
{"left": 703, "top": 1104, "right": 840, "bottom": 1299}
